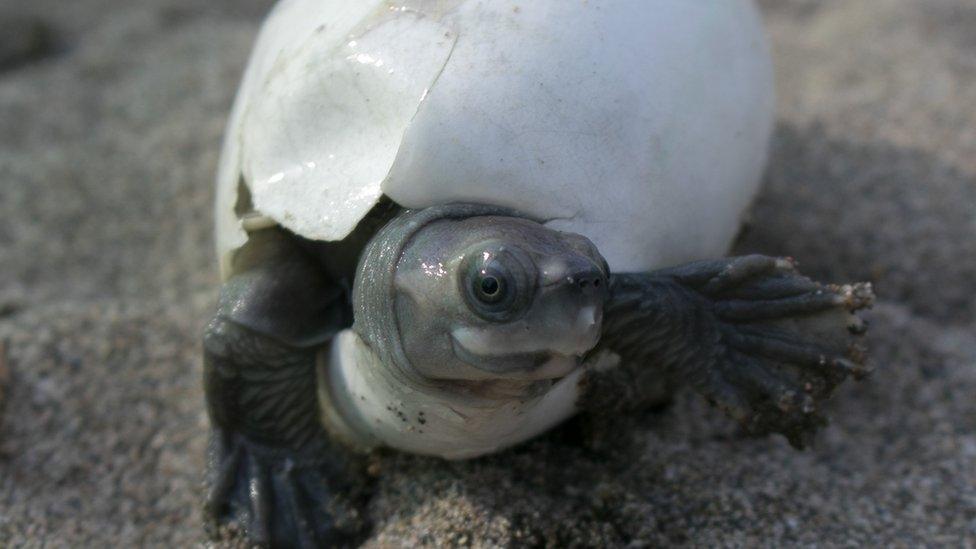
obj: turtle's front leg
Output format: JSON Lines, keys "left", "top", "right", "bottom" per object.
{"left": 203, "top": 229, "right": 371, "bottom": 547}
{"left": 586, "top": 255, "right": 873, "bottom": 448}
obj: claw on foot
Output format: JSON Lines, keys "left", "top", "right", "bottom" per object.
{"left": 664, "top": 255, "right": 874, "bottom": 448}
{"left": 204, "top": 430, "right": 371, "bottom": 547}
{"left": 703, "top": 258, "right": 874, "bottom": 447}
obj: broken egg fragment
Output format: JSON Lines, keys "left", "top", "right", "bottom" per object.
{"left": 217, "top": 0, "right": 774, "bottom": 280}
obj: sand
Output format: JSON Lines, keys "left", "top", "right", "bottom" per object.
{"left": 1, "top": 0, "right": 974, "bottom": 546}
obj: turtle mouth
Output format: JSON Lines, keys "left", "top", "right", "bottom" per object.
{"left": 450, "top": 335, "right": 584, "bottom": 380}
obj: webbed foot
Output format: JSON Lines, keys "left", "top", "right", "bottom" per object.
{"left": 686, "top": 256, "right": 872, "bottom": 446}
{"left": 204, "top": 429, "right": 370, "bottom": 548}
{"left": 596, "top": 255, "right": 874, "bottom": 448}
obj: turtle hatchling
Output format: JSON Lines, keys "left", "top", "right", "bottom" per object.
{"left": 204, "top": 0, "right": 875, "bottom": 545}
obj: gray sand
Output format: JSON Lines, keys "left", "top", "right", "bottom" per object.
{"left": 1, "top": 0, "right": 974, "bottom": 546}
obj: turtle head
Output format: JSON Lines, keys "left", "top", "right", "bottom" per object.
{"left": 353, "top": 205, "right": 608, "bottom": 382}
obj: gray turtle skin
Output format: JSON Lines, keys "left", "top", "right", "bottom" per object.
{"left": 203, "top": 201, "right": 873, "bottom": 547}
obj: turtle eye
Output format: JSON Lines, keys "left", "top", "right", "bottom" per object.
{"left": 461, "top": 246, "right": 535, "bottom": 322}
{"left": 475, "top": 272, "right": 505, "bottom": 303}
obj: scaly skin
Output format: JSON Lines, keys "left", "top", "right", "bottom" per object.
{"left": 203, "top": 212, "right": 873, "bottom": 547}
{"left": 582, "top": 255, "right": 873, "bottom": 448}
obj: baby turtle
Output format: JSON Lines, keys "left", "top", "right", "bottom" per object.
{"left": 204, "top": 0, "right": 873, "bottom": 546}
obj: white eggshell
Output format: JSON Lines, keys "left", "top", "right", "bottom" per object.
{"left": 216, "top": 0, "right": 774, "bottom": 277}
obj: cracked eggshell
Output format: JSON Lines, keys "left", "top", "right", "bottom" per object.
{"left": 216, "top": 0, "right": 774, "bottom": 278}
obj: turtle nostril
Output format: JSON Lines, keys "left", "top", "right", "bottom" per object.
{"left": 575, "top": 272, "right": 607, "bottom": 296}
